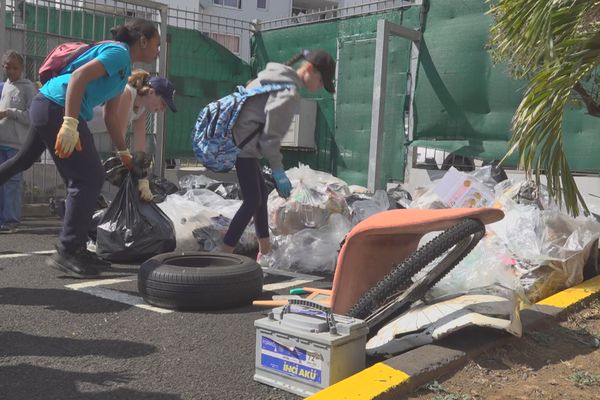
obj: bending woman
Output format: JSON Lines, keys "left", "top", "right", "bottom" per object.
{"left": 32, "top": 18, "right": 161, "bottom": 278}
{"left": 0, "top": 69, "right": 176, "bottom": 201}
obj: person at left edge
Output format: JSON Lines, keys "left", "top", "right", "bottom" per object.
{"left": 34, "top": 18, "right": 161, "bottom": 278}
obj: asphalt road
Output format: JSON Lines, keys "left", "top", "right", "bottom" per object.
{"left": 0, "top": 217, "right": 329, "bottom": 400}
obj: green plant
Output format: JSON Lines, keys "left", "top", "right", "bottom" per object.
{"left": 569, "top": 371, "right": 600, "bottom": 386}
{"left": 488, "top": 0, "right": 600, "bottom": 216}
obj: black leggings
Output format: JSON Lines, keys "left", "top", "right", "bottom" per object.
{"left": 0, "top": 122, "right": 45, "bottom": 185}
{"left": 223, "top": 157, "right": 269, "bottom": 247}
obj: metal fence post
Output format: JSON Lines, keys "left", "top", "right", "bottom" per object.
{"left": 0, "top": 0, "right": 6, "bottom": 58}
{"left": 154, "top": 3, "right": 169, "bottom": 178}
{"left": 367, "top": 19, "right": 390, "bottom": 192}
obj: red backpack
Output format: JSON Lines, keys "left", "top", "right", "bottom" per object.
{"left": 38, "top": 40, "right": 121, "bottom": 84}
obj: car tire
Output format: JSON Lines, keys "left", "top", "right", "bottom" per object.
{"left": 138, "top": 252, "right": 263, "bottom": 310}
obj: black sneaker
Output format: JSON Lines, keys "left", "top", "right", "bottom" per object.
{"left": 0, "top": 224, "right": 19, "bottom": 233}
{"left": 46, "top": 247, "right": 100, "bottom": 278}
{"left": 82, "top": 249, "right": 112, "bottom": 270}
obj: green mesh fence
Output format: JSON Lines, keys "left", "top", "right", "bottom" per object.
{"left": 13, "top": 3, "right": 252, "bottom": 159}
{"left": 166, "top": 27, "right": 252, "bottom": 158}
{"left": 252, "top": 10, "right": 411, "bottom": 187}
{"left": 412, "top": 0, "right": 600, "bottom": 172}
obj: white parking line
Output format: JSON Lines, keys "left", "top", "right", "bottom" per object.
{"left": 62, "top": 268, "right": 325, "bottom": 314}
{"left": 65, "top": 277, "right": 172, "bottom": 314}
{"left": 66, "top": 278, "right": 136, "bottom": 289}
{"left": 263, "top": 279, "right": 318, "bottom": 291}
{"left": 0, "top": 250, "right": 56, "bottom": 259}
{"left": 70, "top": 286, "right": 173, "bottom": 314}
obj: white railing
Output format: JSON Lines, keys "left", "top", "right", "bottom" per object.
{"left": 260, "top": 0, "right": 415, "bottom": 31}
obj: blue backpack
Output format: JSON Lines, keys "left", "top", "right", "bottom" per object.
{"left": 192, "top": 83, "right": 294, "bottom": 172}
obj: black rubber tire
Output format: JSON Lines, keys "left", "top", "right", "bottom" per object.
{"left": 138, "top": 252, "right": 263, "bottom": 310}
{"left": 347, "top": 219, "right": 485, "bottom": 323}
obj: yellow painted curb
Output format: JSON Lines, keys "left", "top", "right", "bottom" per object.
{"left": 307, "top": 274, "right": 600, "bottom": 400}
{"left": 537, "top": 275, "right": 600, "bottom": 309}
{"left": 305, "top": 362, "right": 410, "bottom": 399}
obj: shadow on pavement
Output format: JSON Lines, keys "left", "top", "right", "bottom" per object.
{"left": 0, "top": 287, "right": 131, "bottom": 313}
{"left": 0, "top": 331, "right": 156, "bottom": 358}
{"left": 0, "top": 364, "right": 181, "bottom": 400}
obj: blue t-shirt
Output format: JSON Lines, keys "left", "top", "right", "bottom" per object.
{"left": 40, "top": 42, "right": 131, "bottom": 121}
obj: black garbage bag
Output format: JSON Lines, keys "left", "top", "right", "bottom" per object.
{"left": 103, "top": 151, "right": 151, "bottom": 187}
{"left": 205, "top": 182, "right": 240, "bottom": 199}
{"left": 96, "top": 174, "right": 176, "bottom": 262}
{"left": 149, "top": 174, "right": 179, "bottom": 203}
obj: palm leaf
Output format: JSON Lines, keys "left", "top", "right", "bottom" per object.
{"left": 490, "top": 0, "right": 600, "bottom": 215}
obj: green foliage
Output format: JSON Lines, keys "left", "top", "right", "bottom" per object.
{"left": 488, "top": 0, "right": 600, "bottom": 215}
{"left": 569, "top": 371, "right": 600, "bottom": 386}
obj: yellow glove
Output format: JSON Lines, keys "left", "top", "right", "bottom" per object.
{"left": 54, "top": 116, "right": 82, "bottom": 158}
{"left": 138, "top": 178, "right": 153, "bottom": 202}
{"left": 117, "top": 149, "right": 134, "bottom": 170}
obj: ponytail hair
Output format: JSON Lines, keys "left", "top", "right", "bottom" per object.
{"left": 127, "top": 69, "right": 152, "bottom": 96}
{"left": 285, "top": 49, "right": 310, "bottom": 66}
{"left": 110, "top": 18, "right": 158, "bottom": 47}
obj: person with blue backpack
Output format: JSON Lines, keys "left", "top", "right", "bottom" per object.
{"left": 219, "top": 49, "right": 335, "bottom": 258}
{"left": 23, "top": 18, "right": 161, "bottom": 278}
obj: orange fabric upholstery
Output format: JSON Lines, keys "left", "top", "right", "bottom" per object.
{"left": 330, "top": 208, "right": 504, "bottom": 314}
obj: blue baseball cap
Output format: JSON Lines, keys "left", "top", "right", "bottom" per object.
{"left": 148, "top": 76, "right": 177, "bottom": 112}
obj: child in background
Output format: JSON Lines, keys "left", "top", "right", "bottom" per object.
{"left": 0, "top": 50, "right": 37, "bottom": 233}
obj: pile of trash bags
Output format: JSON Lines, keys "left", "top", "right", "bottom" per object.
{"left": 74, "top": 157, "right": 598, "bottom": 310}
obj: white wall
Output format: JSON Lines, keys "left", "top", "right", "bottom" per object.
{"left": 196, "top": 0, "right": 292, "bottom": 61}
{"left": 167, "top": 0, "right": 204, "bottom": 12}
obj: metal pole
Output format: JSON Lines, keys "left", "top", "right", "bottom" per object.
{"left": 0, "top": 0, "right": 6, "bottom": 58}
{"left": 153, "top": 4, "right": 169, "bottom": 178}
{"left": 367, "top": 19, "right": 390, "bottom": 192}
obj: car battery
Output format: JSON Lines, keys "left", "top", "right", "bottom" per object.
{"left": 254, "top": 299, "right": 368, "bottom": 397}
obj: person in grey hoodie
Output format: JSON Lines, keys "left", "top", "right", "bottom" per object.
{"left": 221, "top": 49, "right": 336, "bottom": 258}
{"left": 0, "top": 50, "right": 37, "bottom": 233}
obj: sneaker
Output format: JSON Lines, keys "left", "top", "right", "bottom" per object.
{"left": 46, "top": 247, "right": 100, "bottom": 278}
{"left": 0, "top": 224, "right": 19, "bottom": 233}
{"left": 82, "top": 249, "right": 111, "bottom": 270}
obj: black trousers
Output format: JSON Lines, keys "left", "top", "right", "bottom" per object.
{"left": 223, "top": 157, "right": 269, "bottom": 247}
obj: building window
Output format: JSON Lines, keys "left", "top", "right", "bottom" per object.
{"left": 210, "top": 32, "right": 240, "bottom": 54}
{"left": 213, "top": 0, "right": 241, "bottom": 8}
{"left": 257, "top": 0, "right": 267, "bottom": 9}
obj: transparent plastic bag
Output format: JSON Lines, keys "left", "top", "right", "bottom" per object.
{"left": 349, "top": 190, "right": 390, "bottom": 225}
{"left": 268, "top": 164, "right": 351, "bottom": 235}
{"left": 260, "top": 214, "right": 352, "bottom": 273}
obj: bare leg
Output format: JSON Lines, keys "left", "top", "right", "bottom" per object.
{"left": 258, "top": 237, "right": 271, "bottom": 255}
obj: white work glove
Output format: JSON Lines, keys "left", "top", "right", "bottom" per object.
{"left": 54, "top": 116, "right": 81, "bottom": 158}
{"left": 138, "top": 178, "right": 153, "bottom": 202}
{"left": 117, "top": 149, "right": 134, "bottom": 170}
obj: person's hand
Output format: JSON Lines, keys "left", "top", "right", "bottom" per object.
{"left": 117, "top": 149, "right": 134, "bottom": 170}
{"left": 138, "top": 178, "right": 153, "bottom": 202}
{"left": 0, "top": 110, "right": 8, "bottom": 120}
{"left": 272, "top": 168, "right": 292, "bottom": 198}
{"left": 54, "top": 116, "right": 81, "bottom": 158}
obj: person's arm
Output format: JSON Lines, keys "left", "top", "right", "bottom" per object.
{"left": 259, "top": 88, "right": 298, "bottom": 170}
{"left": 104, "top": 88, "right": 132, "bottom": 152}
{"left": 64, "top": 59, "right": 107, "bottom": 119}
{"left": 55, "top": 59, "right": 108, "bottom": 158}
{"left": 5, "top": 84, "right": 36, "bottom": 125}
{"left": 131, "top": 112, "right": 146, "bottom": 152}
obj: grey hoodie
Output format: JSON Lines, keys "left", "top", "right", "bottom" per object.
{"left": 233, "top": 62, "right": 304, "bottom": 169}
{"left": 0, "top": 78, "right": 37, "bottom": 150}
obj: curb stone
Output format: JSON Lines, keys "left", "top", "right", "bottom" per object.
{"left": 306, "top": 274, "right": 600, "bottom": 400}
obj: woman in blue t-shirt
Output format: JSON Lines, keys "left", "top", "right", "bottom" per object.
{"left": 33, "top": 18, "right": 161, "bottom": 278}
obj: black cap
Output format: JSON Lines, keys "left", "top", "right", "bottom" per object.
{"left": 148, "top": 76, "right": 177, "bottom": 112}
{"left": 304, "top": 49, "right": 336, "bottom": 93}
